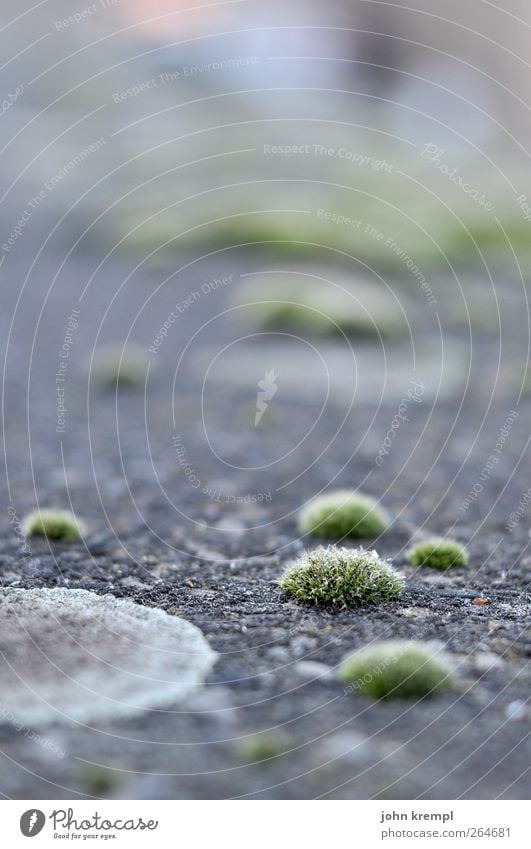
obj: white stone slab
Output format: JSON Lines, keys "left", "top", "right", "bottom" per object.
{"left": 0, "top": 588, "right": 216, "bottom": 726}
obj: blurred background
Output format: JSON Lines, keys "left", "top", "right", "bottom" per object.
{"left": 3, "top": 0, "right": 531, "bottom": 263}
{"left": 2, "top": 0, "right": 530, "bottom": 538}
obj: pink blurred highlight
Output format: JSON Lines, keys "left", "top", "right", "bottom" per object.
{"left": 122, "top": 0, "right": 230, "bottom": 38}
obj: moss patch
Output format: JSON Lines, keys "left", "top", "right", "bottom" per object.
{"left": 338, "top": 640, "right": 455, "bottom": 699}
{"left": 299, "top": 490, "right": 390, "bottom": 539}
{"left": 279, "top": 545, "right": 403, "bottom": 609}
{"left": 90, "top": 344, "right": 151, "bottom": 390}
{"left": 238, "top": 733, "right": 286, "bottom": 763}
{"left": 406, "top": 538, "right": 468, "bottom": 570}
{"left": 235, "top": 278, "right": 405, "bottom": 338}
{"left": 23, "top": 509, "right": 85, "bottom": 542}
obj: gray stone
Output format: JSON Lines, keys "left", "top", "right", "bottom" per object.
{"left": 292, "top": 661, "right": 334, "bottom": 682}
{"left": 0, "top": 588, "right": 216, "bottom": 726}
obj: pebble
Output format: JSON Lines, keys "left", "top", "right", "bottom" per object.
{"left": 267, "top": 647, "right": 291, "bottom": 662}
{"left": 317, "top": 731, "right": 374, "bottom": 765}
{"left": 399, "top": 607, "right": 430, "bottom": 619}
{"left": 119, "top": 576, "right": 153, "bottom": 590}
{"left": 472, "top": 652, "right": 505, "bottom": 673}
{"left": 291, "top": 636, "right": 319, "bottom": 656}
{"left": 505, "top": 700, "right": 530, "bottom": 721}
{"left": 292, "top": 661, "right": 334, "bottom": 682}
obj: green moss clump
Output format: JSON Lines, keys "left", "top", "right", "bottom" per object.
{"left": 23, "top": 509, "right": 85, "bottom": 542}
{"left": 90, "top": 345, "right": 151, "bottom": 390}
{"left": 406, "top": 538, "right": 468, "bottom": 570}
{"left": 238, "top": 733, "right": 285, "bottom": 763}
{"left": 299, "top": 490, "right": 390, "bottom": 539}
{"left": 235, "top": 278, "right": 404, "bottom": 338}
{"left": 338, "top": 640, "right": 455, "bottom": 699}
{"left": 253, "top": 298, "right": 327, "bottom": 333}
{"left": 79, "top": 765, "right": 120, "bottom": 797}
{"left": 279, "top": 545, "right": 403, "bottom": 609}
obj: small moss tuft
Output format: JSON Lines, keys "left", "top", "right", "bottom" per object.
{"left": 23, "top": 509, "right": 85, "bottom": 542}
{"left": 238, "top": 733, "right": 285, "bottom": 763}
{"left": 406, "top": 538, "right": 468, "bottom": 571}
{"left": 90, "top": 345, "right": 151, "bottom": 390}
{"left": 338, "top": 640, "right": 455, "bottom": 699}
{"left": 299, "top": 490, "right": 390, "bottom": 539}
{"left": 279, "top": 545, "right": 403, "bottom": 609}
{"left": 235, "top": 278, "right": 405, "bottom": 338}
{"left": 78, "top": 765, "right": 120, "bottom": 797}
